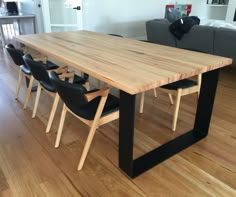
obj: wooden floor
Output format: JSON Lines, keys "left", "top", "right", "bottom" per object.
{"left": 0, "top": 47, "right": 235, "bottom": 197}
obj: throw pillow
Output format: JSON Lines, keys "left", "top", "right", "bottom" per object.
{"left": 165, "top": 8, "right": 181, "bottom": 23}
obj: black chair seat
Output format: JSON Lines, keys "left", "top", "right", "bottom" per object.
{"left": 44, "top": 61, "right": 59, "bottom": 70}
{"left": 67, "top": 93, "right": 119, "bottom": 120}
{"left": 20, "top": 65, "right": 31, "bottom": 75}
{"left": 108, "top": 34, "right": 123, "bottom": 37}
{"left": 40, "top": 81, "right": 56, "bottom": 92}
{"left": 161, "top": 79, "right": 197, "bottom": 90}
{"left": 73, "top": 74, "right": 88, "bottom": 84}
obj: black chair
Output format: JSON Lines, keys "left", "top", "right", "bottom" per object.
{"left": 23, "top": 54, "right": 89, "bottom": 133}
{"left": 139, "top": 48, "right": 202, "bottom": 131}
{"left": 5, "top": 44, "right": 59, "bottom": 109}
{"left": 49, "top": 71, "right": 119, "bottom": 170}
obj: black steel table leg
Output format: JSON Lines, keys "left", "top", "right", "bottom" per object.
{"left": 119, "top": 91, "right": 136, "bottom": 177}
{"left": 193, "top": 69, "right": 220, "bottom": 136}
{"left": 119, "top": 69, "right": 220, "bottom": 178}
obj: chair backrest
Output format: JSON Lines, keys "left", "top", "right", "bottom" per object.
{"left": 23, "top": 54, "right": 52, "bottom": 85}
{"left": 5, "top": 44, "right": 25, "bottom": 66}
{"left": 49, "top": 71, "right": 88, "bottom": 108}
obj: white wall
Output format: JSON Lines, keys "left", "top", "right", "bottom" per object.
{"left": 191, "top": 0, "right": 229, "bottom": 21}
{"left": 82, "top": 0, "right": 192, "bottom": 39}
{"left": 19, "top": 0, "right": 34, "bottom": 13}
{"left": 191, "top": 0, "right": 208, "bottom": 19}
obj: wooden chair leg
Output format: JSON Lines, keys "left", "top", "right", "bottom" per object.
{"left": 153, "top": 88, "right": 157, "bottom": 97}
{"left": 168, "top": 93, "right": 174, "bottom": 105}
{"left": 32, "top": 83, "right": 42, "bottom": 118}
{"left": 198, "top": 74, "right": 202, "bottom": 97}
{"left": 45, "top": 93, "right": 60, "bottom": 133}
{"left": 197, "top": 83, "right": 201, "bottom": 98}
{"left": 23, "top": 75, "right": 34, "bottom": 109}
{"left": 172, "top": 89, "right": 182, "bottom": 131}
{"left": 77, "top": 122, "right": 98, "bottom": 171}
{"left": 55, "top": 104, "right": 67, "bottom": 148}
{"left": 77, "top": 93, "right": 108, "bottom": 171}
{"left": 139, "top": 92, "right": 145, "bottom": 113}
{"left": 15, "top": 70, "right": 23, "bottom": 99}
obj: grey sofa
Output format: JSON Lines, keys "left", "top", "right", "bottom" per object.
{"left": 146, "top": 19, "right": 236, "bottom": 66}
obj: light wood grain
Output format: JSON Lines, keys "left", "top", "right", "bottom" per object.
{"left": 15, "top": 30, "right": 232, "bottom": 94}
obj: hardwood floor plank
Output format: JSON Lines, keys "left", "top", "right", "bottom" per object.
{"left": 0, "top": 189, "right": 14, "bottom": 197}
{"left": 0, "top": 167, "right": 9, "bottom": 193}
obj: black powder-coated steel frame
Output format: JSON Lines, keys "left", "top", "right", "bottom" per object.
{"left": 119, "top": 69, "right": 220, "bottom": 178}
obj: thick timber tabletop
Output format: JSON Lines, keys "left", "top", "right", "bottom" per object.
{"left": 15, "top": 30, "right": 232, "bottom": 95}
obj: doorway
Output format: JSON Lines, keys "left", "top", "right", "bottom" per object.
{"left": 41, "top": 0, "right": 83, "bottom": 32}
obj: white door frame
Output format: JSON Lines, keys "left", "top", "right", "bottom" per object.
{"left": 34, "top": 0, "right": 45, "bottom": 33}
{"left": 41, "top": 0, "right": 51, "bottom": 32}
{"left": 41, "top": 0, "right": 83, "bottom": 33}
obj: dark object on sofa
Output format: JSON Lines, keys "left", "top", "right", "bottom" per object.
{"left": 169, "top": 16, "right": 200, "bottom": 40}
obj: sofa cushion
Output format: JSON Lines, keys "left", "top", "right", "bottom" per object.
{"left": 176, "top": 25, "right": 215, "bottom": 54}
{"left": 146, "top": 19, "right": 176, "bottom": 47}
{"left": 214, "top": 27, "right": 236, "bottom": 66}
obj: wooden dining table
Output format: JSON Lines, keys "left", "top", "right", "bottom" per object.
{"left": 15, "top": 30, "right": 232, "bottom": 178}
